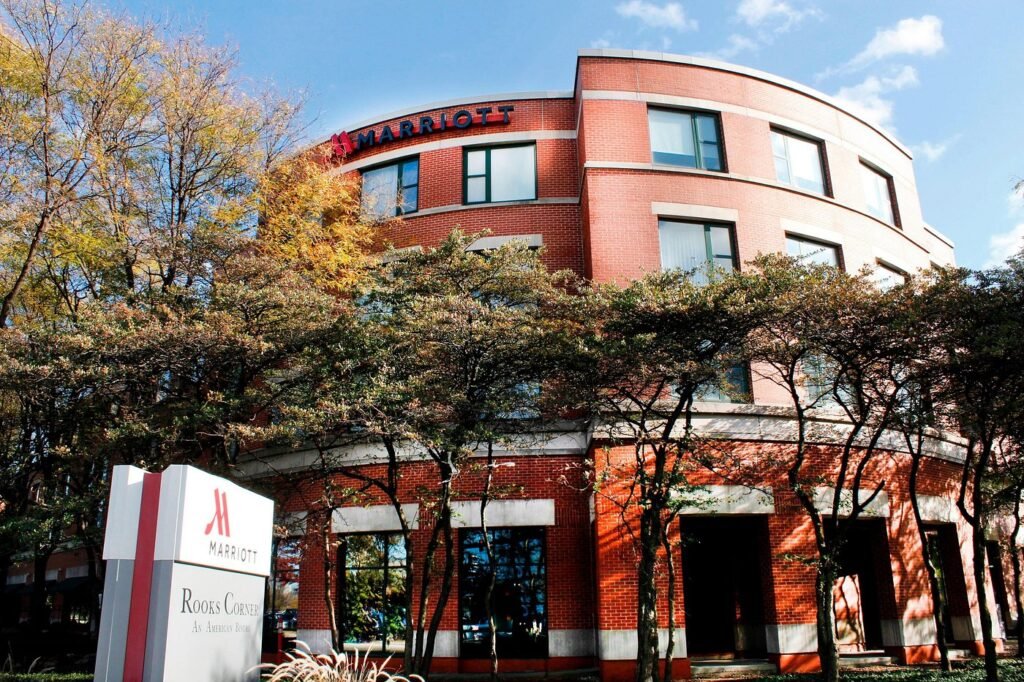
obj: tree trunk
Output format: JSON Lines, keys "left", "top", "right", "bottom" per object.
{"left": 480, "top": 444, "right": 500, "bottom": 682}
{"left": 636, "top": 506, "right": 662, "bottom": 682}
{"left": 661, "top": 528, "right": 677, "bottom": 682}
{"left": 0, "top": 210, "right": 50, "bottom": 327}
{"left": 815, "top": 563, "right": 840, "bottom": 682}
{"left": 1011, "top": 513, "right": 1024, "bottom": 658}
{"left": 972, "top": 519, "right": 1001, "bottom": 682}
{"left": 909, "top": 451, "right": 952, "bottom": 671}
{"left": 29, "top": 550, "right": 51, "bottom": 633}
{"left": 320, "top": 516, "right": 340, "bottom": 651}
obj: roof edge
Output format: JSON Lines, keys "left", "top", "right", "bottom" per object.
{"left": 576, "top": 48, "right": 912, "bottom": 158}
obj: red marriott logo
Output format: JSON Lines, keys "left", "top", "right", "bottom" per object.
{"left": 204, "top": 488, "right": 231, "bottom": 537}
{"left": 331, "top": 105, "right": 514, "bottom": 159}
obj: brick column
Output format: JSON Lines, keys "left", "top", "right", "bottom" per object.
{"left": 763, "top": 511, "right": 820, "bottom": 673}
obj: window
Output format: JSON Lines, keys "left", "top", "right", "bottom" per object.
{"left": 267, "top": 538, "right": 301, "bottom": 636}
{"left": 772, "top": 129, "right": 827, "bottom": 195}
{"left": 659, "top": 220, "right": 734, "bottom": 284}
{"left": 860, "top": 162, "right": 897, "bottom": 225}
{"left": 696, "top": 364, "right": 752, "bottom": 403}
{"left": 648, "top": 108, "right": 723, "bottom": 171}
{"left": 338, "top": 533, "right": 408, "bottom": 653}
{"left": 871, "top": 262, "right": 907, "bottom": 290}
{"left": 460, "top": 527, "right": 547, "bottom": 658}
{"left": 802, "top": 353, "right": 836, "bottom": 406}
{"left": 786, "top": 235, "right": 841, "bottom": 268}
{"left": 464, "top": 145, "right": 536, "bottom": 204}
{"left": 361, "top": 158, "right": 419, "bottom": 218}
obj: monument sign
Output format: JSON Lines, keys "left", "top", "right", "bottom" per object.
{"left": 94, "top": 464, "right": 274, "bottom": 681}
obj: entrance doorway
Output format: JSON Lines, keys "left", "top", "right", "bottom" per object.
{"left": 923, "top": 524, "right": 974, "bottom": 643}
{"left": 831, "top": 521, "right": 894, "bottom": 651}
{"left": 680, "top": 517, "right": 769, "bottom": 659}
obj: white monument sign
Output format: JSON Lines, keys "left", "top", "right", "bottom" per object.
{"left": 94, "top": 464, "right": 274, "bottom": 682}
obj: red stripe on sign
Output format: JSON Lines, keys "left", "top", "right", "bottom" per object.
{"left": 123, "top": 472, "right": 161, "bottom": 681}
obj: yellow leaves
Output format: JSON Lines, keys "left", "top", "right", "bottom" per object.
{"left": 256, "top": 147, "right": 372, "bottom": 292}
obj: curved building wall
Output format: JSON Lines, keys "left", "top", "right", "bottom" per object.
{"left": 256, "top": 51, "right": 991, "bottom": 681}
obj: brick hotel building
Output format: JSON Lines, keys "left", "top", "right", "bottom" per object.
{"left": 242, "top": 49, "right": 1014, "bottom": 680}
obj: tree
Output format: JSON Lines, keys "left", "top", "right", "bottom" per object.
{"left": 240, "top": 231, "right": 586, "bottom": 676}
{"left": 738, "top": 256, "right": 921, "bottom": 682}
{"left": 0, "top": 0, "right": 155, "bottom": 325}
{"left": 578, "top": 267, "right": 762, "bottom": 682}
{"left": 926, "top": 261, "right": 1024, "bottom": 682}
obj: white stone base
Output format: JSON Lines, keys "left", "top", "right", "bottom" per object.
{"left": 598, "top": 628, "right": 686, "bottom": 660}
{"left": 765, "top": 623, "right": 817, "bottom": 654}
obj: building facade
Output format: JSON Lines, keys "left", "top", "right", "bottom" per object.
{"left": 246, "top": 50, "right": 1016, "bottom": 680}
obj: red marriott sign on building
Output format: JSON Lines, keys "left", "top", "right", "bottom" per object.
{"left": 331, "top": 104, "right": 514, "bottom": 157}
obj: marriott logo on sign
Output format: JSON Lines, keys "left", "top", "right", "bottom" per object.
{"left": 330, "top": 104, "right": 514, "bottom": 158}
{"left": 204, "top": 489, "right": 231, "bottom": 537}
{"left": 203, "top": 488, "right": 260, "bottom": 565}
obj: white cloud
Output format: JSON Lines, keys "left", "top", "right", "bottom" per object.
{"left": 832, "top": 65, "right": 918, "bottom": 128}
{"left": 736, "top": 0, "right": 820, "bottom": 31}
{"left": 591, "top": 38, "right": 612, "bottom": 48}
{"left": 986, "top": 223, "right": 1024, "bottom": 268}
{"left": 699, "top": 34, "right": 760, "bottom": 60}
{"left": 850, "top": 15, "right": 945, "bottom": 68}
{"left": 615, "top": 1, "right": 698, "bottom": 31}
{"left": 911, "top": 134, "right": 960, "bottom": 162}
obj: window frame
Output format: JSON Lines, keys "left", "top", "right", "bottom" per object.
{"left": 648, "top": 106, "right": 727, "bottom": 172}
{"left": 770, "top": 126, "right": 831, "bottom": 197}
{"left": 359, "top": 156, "right": 420, "bottom": 218}
{"left": 871, "top": 260, "right": 908, "bottom": 290}
{"left": 336, "top": 532, "right": 409, "bottom": 655}
{"left": 462, "top": 143, "right": 538, "bottom": 205}
{"left": 785, "top": 233, "right": 845, "bottom": 271}
{"left": 859, "top": 160, "right": 901, "bottom": 228}
{"left": 657, "top": 219, "right": 739, "bottom": 278}
{"left": 695, "top": 363, "right": 754, "bottom": 404}
{"left": 458, "top": 526, "right": 549, "bottom": 659}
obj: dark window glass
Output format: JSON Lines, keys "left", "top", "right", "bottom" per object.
{"left": 649, "top": 108, "right": 723, "bottom": 171}
{"left": 464, "top": 145, "right": 536, "bottom": 204}
{"left": 361, "top": 158, "right": 419, "bottom": 218}
{"left": 460, "top": 527, "right": 547, "bottom": 658}
{"left": 266, "top": 538, "right": 301, "bottom": 642}
{"left": 696, "top": 364, "right": 752, "bottom": 403}
{"left": 338, "top": 533, "right": 408, "bottom": 653}
{"left": 659, "top": 220, "right": 734, "bottom": 284}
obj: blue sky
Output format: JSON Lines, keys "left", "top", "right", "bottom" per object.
{"left": 111, "top": 0, "right": 1024, "bottom": 269}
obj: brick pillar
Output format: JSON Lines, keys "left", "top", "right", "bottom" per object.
{"left": 882, "top": 498, "right": 940, "bottom": 663}
{"left": 296, "top": 515, "right": 334, "bottom": 654}
{"left": 592, "top": 444, "right": 689, "bottom": 681}
{"left": 763, "top": 511, "right": 820, "bottom": 673}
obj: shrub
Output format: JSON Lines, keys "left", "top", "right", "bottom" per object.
{"left": 256, "top": 642, "right": 425, "bottom": 682}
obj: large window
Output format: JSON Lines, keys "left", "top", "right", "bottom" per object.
{"left": 648, "top": 108, "right": 723, "bottom": 171}
{"left": 696, "top": 364, "right": 752, "bottom": 403}
{"left": 338, "top": 533, "right": 408, "bottom": 653}
{"left": 361, "top": 158, "right": 419, "bottom": 218}
{"left": 860, "top": 162, "right": 898, "bottom": 226}
{"left": 870, "top": 261, "right": 907, "bottom": 290}
{"left": 267, "top": 538, "right": 301, "bottom": 636}
{"left": 786, "top": 235, "right": 841, "bottom": 268}
{"left": 771, "top": 129, "right": 827, "bottom": 195}
{"left": 460, "top": 527, "right": 547, "bottom": 658}
{"left": 659, "top": 220, "right": 734, "bottom": 284}
{"left": 464, "top": 145, "right": 536, "bottom": 204}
